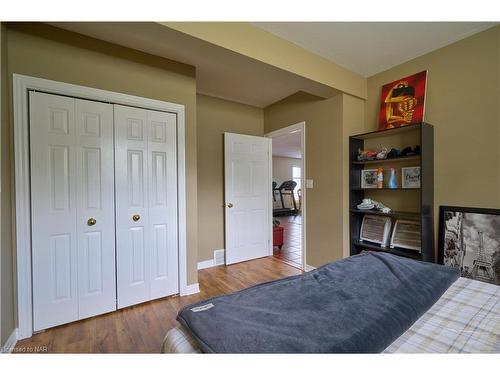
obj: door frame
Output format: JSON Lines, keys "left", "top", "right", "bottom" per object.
{"left": 265, "top": 122, "right": 307, "bottom": 271}
{"left": 13, "top": 74, "right": 189, "bottom": 339}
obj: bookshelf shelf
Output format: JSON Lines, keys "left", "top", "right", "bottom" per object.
{"left": 351, "top": 155, "right": 420, "bottom": 165}
{"left": 351, "top": 187, "right": 420, "bottom": 191}
{"left": 350, "top": 209, "right": 420, "bottom": 219}
{"left": 352, "top": 241, "right": 422, "bottom": 260}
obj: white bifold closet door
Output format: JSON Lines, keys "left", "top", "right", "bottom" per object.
{"left": 114, "top": 105, "right": 178, "bottom": 309}
{"left": 30, "top": 92, "right": 116, "bottom": 331}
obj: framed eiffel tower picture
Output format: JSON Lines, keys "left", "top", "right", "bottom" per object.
{"left": 439, "top": 206, "right": 500, "bottom": 285}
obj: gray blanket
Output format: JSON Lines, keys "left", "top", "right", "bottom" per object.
{"left": 177, "top": 252, "right": 460, "bottom": 353}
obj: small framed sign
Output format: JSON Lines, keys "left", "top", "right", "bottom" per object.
{"left": 361, "top": 169, "right": 378, "bottom": 189}
{"left": 401, "top": 166, "right": 421, "bottom": 188}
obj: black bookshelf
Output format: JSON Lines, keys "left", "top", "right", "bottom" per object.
{"left": 349, "top": 123, "right": 434, "bottom": 263}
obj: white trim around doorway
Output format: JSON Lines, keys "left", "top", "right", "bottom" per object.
{"left": 265, "top": 122, "right": 306, "bottom": 271}
{"left": 13, "top": 74, "right": 190, "bottom": 340}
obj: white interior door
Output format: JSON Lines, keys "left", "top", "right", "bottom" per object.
{"left": 30, "top": 92, "right": 115, "bottom": 330}
{"left": 75, "top": 98, "right": 116, "bottom": 319}
{"left": 114, "top": 105, "right": 178, "bottom": 309}
{"left": 147, "top": 109, "right": 178, "bottom": 300}
{"left": 224, "top": 133, "right": 272, "bottom": 265}
{"left": 31, "top": 92, "right": 78, "bottom": 331}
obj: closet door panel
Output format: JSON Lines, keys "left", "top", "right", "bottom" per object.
{"left": 75, "top": 99, "right": 116, "bottom": 319}
{"left": 148, "top": 111, "right": 178, "bottom": 299}
{"left": 115, "top": 105, "right": 179, "bottom": 307}
{"left": 30, "top": 92, "right": 79, "bottom": 331}
{"left": 114, "top": 105, "right": 150, "bottom": 308}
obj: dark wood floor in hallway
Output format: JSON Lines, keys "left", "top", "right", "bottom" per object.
{"left": 14, "top": 257, "right": 301, "bottom": 353}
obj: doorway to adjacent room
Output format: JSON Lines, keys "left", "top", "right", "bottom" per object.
{"left": 267, "top": 122, "right": 305, "bottom": 270}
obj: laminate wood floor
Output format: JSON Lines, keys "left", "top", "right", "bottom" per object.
{"left": 14, "top": 256, "right": 301, "bottom": 353}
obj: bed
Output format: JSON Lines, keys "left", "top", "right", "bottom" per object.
{"left": 162, "top": 253, "right": 500, "bottom": 353}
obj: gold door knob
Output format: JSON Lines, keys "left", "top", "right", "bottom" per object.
{"left": 87, "top": 218, "right": 96, "bottom": 226}
{"left": 132, "top": 214, "right": 140, "bottom": 222}
{"left": 227, "top": 203, "right": 233, "bottom": 208}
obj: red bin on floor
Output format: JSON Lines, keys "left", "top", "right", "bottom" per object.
{"left": 273, "top": 226, "right": 284, "bottom": 249}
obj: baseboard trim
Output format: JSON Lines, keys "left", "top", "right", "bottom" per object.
{"left": 198, "top": 248, "right": 225, "bottom": 270}
{"left": 305, "top": 264, "right": 316, "bottom": 272}
{"left": 181, "top": 283, "right": 200, "bottom": 296}
{"left": 1, "top": 328, "right": 18, "bottom": 353}
{"left": 197, "top": 259, "right": 215, "bottom": 270}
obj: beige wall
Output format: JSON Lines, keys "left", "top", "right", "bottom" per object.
{"left": 1, "top": 22, "right": 15, "bottom": 346}
{"left": 272, "top": 156, "right": 302, "bottom": 185}
{"left": 197, "top": 94, "right": 264, "bottom": 262}
{"left": 265, "top": 92, "right": 345, "bottom": 267}
{"left": 366, "top": 26, "right": 500, "bottom": 251}
{"left": 341, "top": 94, "right": 366, "bottom": 258}
{"left": 163, "top": 22, "right": 367, "bottom": 99}
{"left": 0, "top": 23, "right": 200, "bottom": 342}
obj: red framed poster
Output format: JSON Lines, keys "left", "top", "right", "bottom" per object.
{"left": 378, "top": 70, "right": 427, "bottom": 130}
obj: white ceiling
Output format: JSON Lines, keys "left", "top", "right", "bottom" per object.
{"left": 271, "top": 131, "right": 302, "bottom": 159}
{"left": 254, "top": 22, "right": 497, "bottom": 77}
{"left": 48, "top": 22, "right": 338, "bottom": 108}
